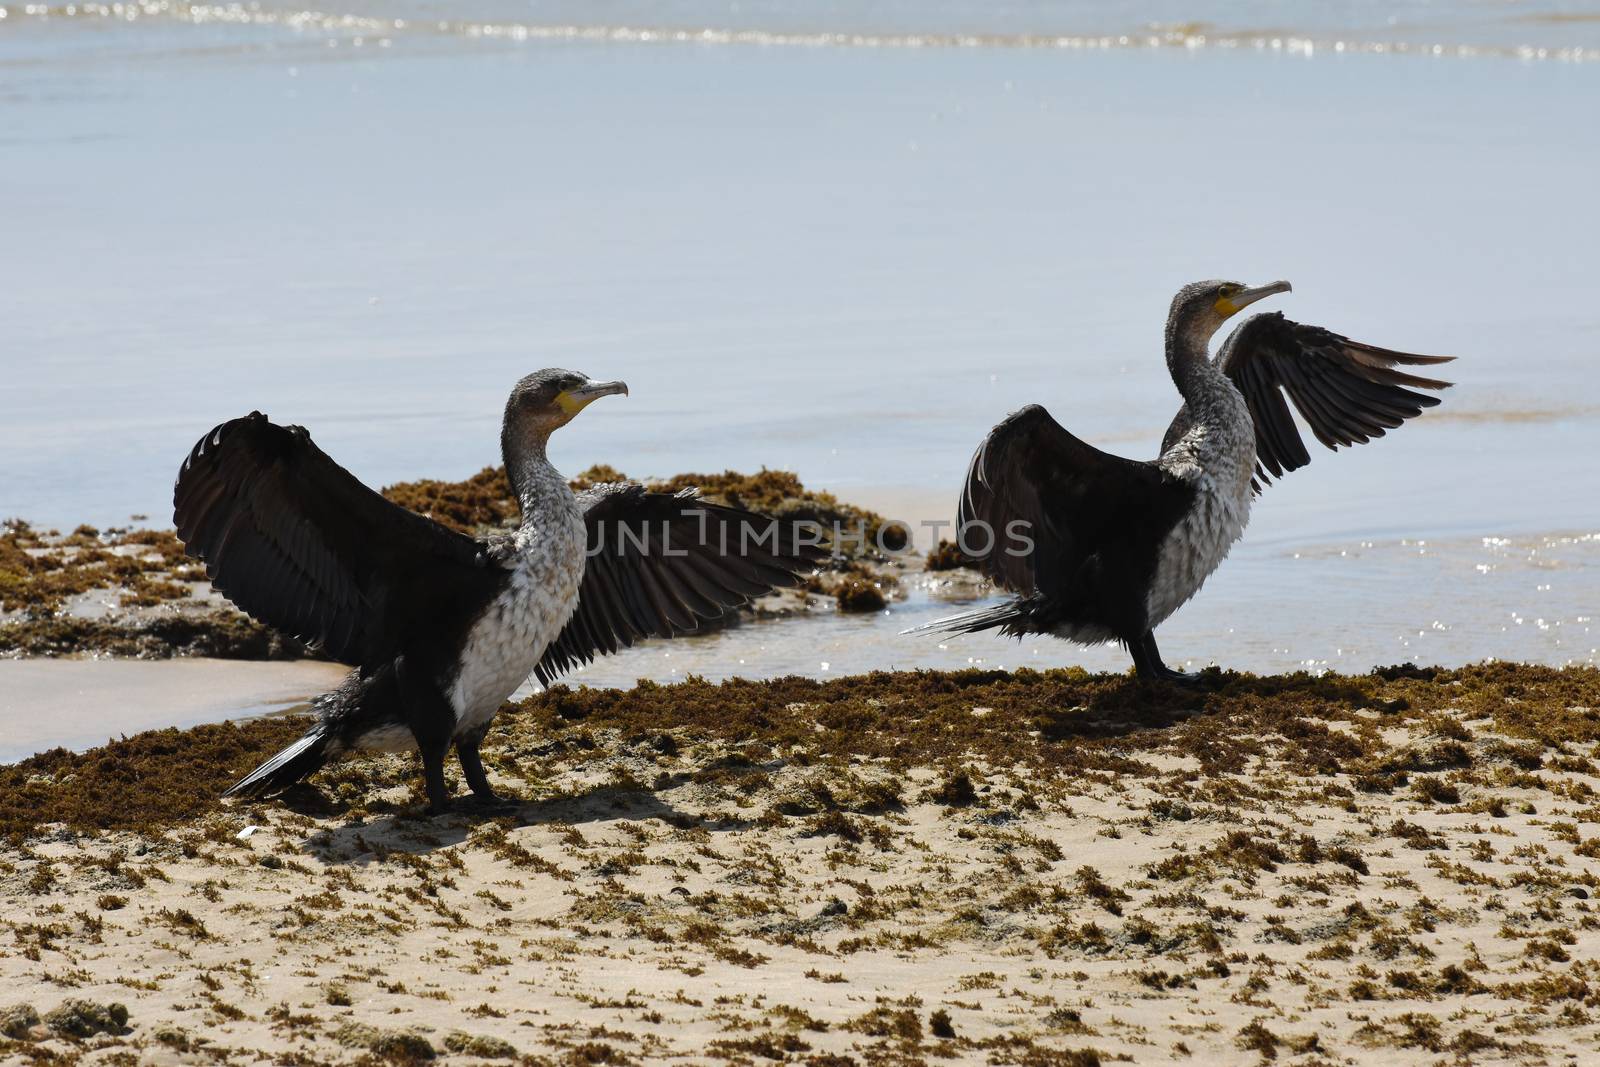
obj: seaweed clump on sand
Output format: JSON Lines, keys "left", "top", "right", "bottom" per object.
{"left": 42, "top": 1000, "right": 129, "bottom": 1039}
{"left": 1, "top": 465, "right": 891, "bottom": 658}
{"left": 644, "top": 469, "right": 907, "bottom": 555}
{"left": 832, "top": 577, "right": 887, "bottom": 613}
{"left": 7, "top": 661, "right": 1597, "bottom": 842}
{"left": 382, "top": 464, "right": 903, "bottom": 557}
{"left": 0, "top": 1004, "right": 40, "bottom": 1040}
{"left": 0, "top": 521, "right": 198, "bottom": 617}
{"left": 378, "top": 465, "right": 522, "bottom": 534}
{"left": 0, "top": 717, "right": 309, "bottom": 841}
{"left": 924, "top": 539, "right": 974, "bottom": 572}
{"left": 0, "top": 610, "right": 305, "bottom": 659}
{"left": 387, "top": 464, "right": 904, "bottom": 610}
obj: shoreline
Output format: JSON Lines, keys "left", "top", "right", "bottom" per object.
{"left": 1, "top": 466, "right": 968, "bottom": 663}
{"left": 5, "top": 3, "right": 1598, "bottom": 64}
{"left": 2, "top": 663, "right": 1598, "bottom": 1063}
{"left": 0, "top": 466, "right": 984, "bottom": 765}
{"left": 0, "top": 658, "right": 351, "bottom": 765}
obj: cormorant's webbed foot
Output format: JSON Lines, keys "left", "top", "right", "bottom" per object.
{"left": 453, "top": 736, "right": 520, "bottom": 811}
{"left": 456, "top": 736, "right": 499, "bottom": 800}
{"left": 463, "top": 793, "right": 520, "bottom": 815}
{"left": 1152, "top": 665, "right": 1204, "bottom": 686}
{"left": 1131, "top": 633, "right": 1204, "bottom": 686}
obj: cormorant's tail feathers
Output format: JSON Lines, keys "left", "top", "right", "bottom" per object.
{"left": 223, "top": 727, "right": 331, "bottom": 799}
{"left": 901, "top": 600, "right": 1034, "bottom": 638}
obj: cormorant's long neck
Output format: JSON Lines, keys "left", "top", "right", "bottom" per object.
{"left": 1163, "top": 310, "right": 1225, "bottom": 409}
{"left": 502, "top": 423, "right": 575, "bottom": 529}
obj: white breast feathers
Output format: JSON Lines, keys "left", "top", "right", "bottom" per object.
{"left": 447, "top": 508, "right": 586, "bottom": 736}
{"left": 1146, "top": 384, "right": 1256, "bottom": 629}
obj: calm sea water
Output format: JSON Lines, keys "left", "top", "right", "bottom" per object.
{"left": 1, "top": 1, "right": 1597, "bottom": 758}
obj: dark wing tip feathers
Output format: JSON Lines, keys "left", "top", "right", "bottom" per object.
{"left": 535, "top": 489, "right": 826, "bottom": 686}
{"left": 173, "top": 412, "right": 487, "bottom": 668}
{"left": 1224, "top": 313, "right": 1453, "bottom": 491}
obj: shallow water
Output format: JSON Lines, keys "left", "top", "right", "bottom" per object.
{"left": 0, "top": 658, "right": 349, "bottom": 762}
{"left": 8, "top": 0, "right": 1600, "bottom": 55}
{"left": 538, "top": 522, "right": 1600, "bottom": 693}
{"left": 1, "top": 2, "right": 1597, "bottom": 757}
{"left": 4, "top": 9, "right": 1598, "bottom": 538}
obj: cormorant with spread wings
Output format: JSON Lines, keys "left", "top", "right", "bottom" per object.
{"left": 175, "top": 370, "right": 824, "bottom": 812}
{"left": 911, "top": 281, "right": 1453, "bottom": 681}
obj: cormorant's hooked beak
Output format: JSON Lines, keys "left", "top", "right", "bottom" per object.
{"left": 1217, "top": 280, "right": 1292, "bottom": 318}
{"left": 558, "top": 379, "right": 629, "bottom": 416}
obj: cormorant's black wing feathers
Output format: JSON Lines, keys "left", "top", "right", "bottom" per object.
{"left": 535, "top": 484, "right": 826, "bottom": 686}
{"left": 1197, "top": 312, "right": 1454, "bottom": 492}
{"left": 959, "top": 405, "right": 1193, "bottom": 597}
{"left": 173, "top": 412, "right": 494, "bottom": 668}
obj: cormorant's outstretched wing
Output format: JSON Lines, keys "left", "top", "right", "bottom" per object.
{"left": 173, "top": 413, "right": 496, "bottom": 668}
{"left": 1164, "top": 312, "right": 1454, "bottom": 492}
{"left": 959, "top": 405, "right": 1194, "bottom": 596}
{"left": 535, "top": 484, "right": 827, "bottom": 686}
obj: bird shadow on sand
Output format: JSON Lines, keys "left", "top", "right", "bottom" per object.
{"left": 282, "top": 673, "right": 1386, "bottom": 860}
{"left": 1029, "top": 670, "right": 1382, "bottom": 744}
{"left": 294, "top": 778, "right": 733, "bottom": 863}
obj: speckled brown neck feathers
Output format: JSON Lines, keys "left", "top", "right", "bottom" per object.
{"left": 500, "top": 407, "right": 566, "bottom": 522}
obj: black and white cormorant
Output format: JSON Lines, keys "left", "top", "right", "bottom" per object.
{"left": 175, "top": 369, "right": 825, "bottom": 812}
{"left": 912, "top": 280, "right": 1454, "bottom": 680}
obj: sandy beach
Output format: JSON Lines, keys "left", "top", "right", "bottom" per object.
{"left": 4, "top": 664, "right": 1599, "bottom": 1064}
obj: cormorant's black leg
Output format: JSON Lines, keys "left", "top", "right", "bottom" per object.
{"left": 396, "top": 657, "right": 458, "bottom": 814}
{"left": 420, "top": 738, "right": 452, "bottom": 814}
{"left": 1133, "top": 632, "right": 1202, "bottom": 685}
{"left": 456, "top": 731, "right": 501, "bottom": 804}
{"left": 1128, "top": 632, "right": 1159, "bottom": 678}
